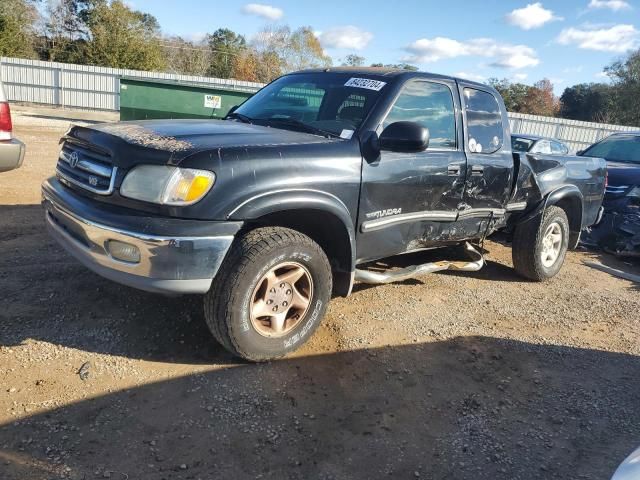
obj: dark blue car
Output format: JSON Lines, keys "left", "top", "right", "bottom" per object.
{"left": 579, "top": 132, "right": 640, "bottom": 256}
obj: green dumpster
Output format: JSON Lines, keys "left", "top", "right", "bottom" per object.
{"left": 119, "top": 77, "right": 258, "bottom": 121}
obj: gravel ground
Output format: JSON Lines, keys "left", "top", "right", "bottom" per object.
{"left": 0, "top": 117, "right": 639, "bottom": 480}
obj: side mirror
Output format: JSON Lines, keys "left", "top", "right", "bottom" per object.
{"left": 379, "top": 121, "right": 429, "bottom": 153}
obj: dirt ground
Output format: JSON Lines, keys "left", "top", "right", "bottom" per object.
{"left": 1, "top": 116, "right": 639, "bottom": 480}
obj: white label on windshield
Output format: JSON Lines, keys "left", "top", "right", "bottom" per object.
{"left": 344, "top": 78, "right": 387, "bottom": 91}
{"left": 340, "top": 129, "right": 354, "bottom": 139}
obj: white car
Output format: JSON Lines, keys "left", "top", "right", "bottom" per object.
{"left": 612, "top": 446, "right": 640, "bottom": 480}
{"left": 0, "top": 79, "right": 25, "bottom": 172}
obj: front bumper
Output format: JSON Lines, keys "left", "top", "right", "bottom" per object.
{"left": 42, "top": 178, "right": 241, "bottom": 294}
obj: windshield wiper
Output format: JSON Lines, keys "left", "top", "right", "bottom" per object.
{"left": 226, "top": 112, "right": 253, "bottom": 124}
{"left": 262, "top": 118, "right": 339, "bottom": 138}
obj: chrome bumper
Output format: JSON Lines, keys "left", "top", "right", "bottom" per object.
{"left": 0, "top": 138, "right": 26, "bottom": 172}
{"left": 42, "top": 190, "right": 234, "bottom": 294}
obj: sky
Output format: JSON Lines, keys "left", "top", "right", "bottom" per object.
{"left": 129, "top": 0, "right": 640, "bottom": 93}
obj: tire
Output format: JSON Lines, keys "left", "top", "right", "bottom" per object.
{"left": 204, "top": 227, "right": 332, "bottom": 362}
{"left": 512, "top": 205, "right": 570, "bottom": 281}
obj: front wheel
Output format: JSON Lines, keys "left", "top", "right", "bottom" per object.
{"left": 204, "top": 227, "right": 332, "bottom": 362}
{"left": 512, "top": 205, "right": 570, "bottom": 281}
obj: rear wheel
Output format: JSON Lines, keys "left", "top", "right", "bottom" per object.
{"left": 512, "top": 206, "right": 569, "bottom": 281}
{"left": 204, "top": 227, "right": 332, "bottom": 362}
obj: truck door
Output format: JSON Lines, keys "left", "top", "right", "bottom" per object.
{"left": 356, "top": 78, "right": 466, "bottom": 263}
{"left": 457, "top": 85, "right": 514, "bottom": 225}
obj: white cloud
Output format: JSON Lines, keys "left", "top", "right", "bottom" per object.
{"left": 595, "top": 71, "right": 611, "bottom": 79}
{"left": 454, "top": 71, "right": 487, "bottom": 83}
{"left": 588, "top": 0, "right": 631, "bottom": 11}
{"left": 512, "top": 72, "right": 529, "bottom": 81}
{"left": 505, "top": 3, "right": 562, "bottom": 30}
{"left": 557, "top": 24, "right": 639, "bottom": 51}
{"left": 403, "top": 37, "right": 539, "bottom": 69}
{"left": 318, "top": 26, "right": 373, "bottom": 50}
{"left": 241, "top": 3, "right": 284, "bottom": 21}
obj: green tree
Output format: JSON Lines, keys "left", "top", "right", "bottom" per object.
{"left": 370, "top": 63, "right": 418, "bottom": 71}
{"left": 489, "top": 78, "right": 530, "bottom": 112}
{"left": 206, "top": 28, "right": 247, "bottom": 78}
{"left": 83, "top": 0, "right": 165, "bottom": 71}
{"left": 0, "top": 0, "right": 38, "bottom": 58}
{"left": 559, "top": 83, "right": 613, "bottom": 123}
{"left": 605, "top": 49, "right": 640, "bottom": 126}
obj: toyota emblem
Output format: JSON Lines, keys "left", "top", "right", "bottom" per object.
{"left": 69, "top": 151, "right": 79, "bottom": 168}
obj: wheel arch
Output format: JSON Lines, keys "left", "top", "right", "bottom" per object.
{"left": 545, "top": 186, "right": 583, "bottom": 249}
{"left": 227, "top": 190, "right": 357, "bottom": 297}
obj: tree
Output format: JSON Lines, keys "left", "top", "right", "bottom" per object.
{"left": 559, "top": 83, "right": 613, "bottom": 122}
{"left": 370, "top": 62, "right": 418, "bottom": 71}
{"left": 206, "top": 28, "right": 246, "bottom": 79}
{"left": 82, "top": 0, "right": 165, "bottom": 71}
{"left": 522, "top": 79, "right": 560, "bottom": 117}
{"left": 605, "top": 49, "right": 640, "bottom": 126}
{"left": 251, "top": 25, "right": 331, "bottom": 80}
{"left": 0, "top": 0, "right": 38, "bottom": 58}
{"left": 163, "top": 36, "right": 211, "bottom": 76}
{"left": 489, "top": 78, "right": 559, "bottom": 116}
{"left": 38, "top": 0, "right": 91, "bottom": 62}
{"left": 342, "top": 54, "right": 365, "bottom": 67}
{"left": 489, "top": 78, "right": 529, "bottom": 112}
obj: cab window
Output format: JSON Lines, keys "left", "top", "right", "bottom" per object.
{"left": 383, "top": 81, "right": 456, "bottom": 149}
{"left": 464, "top": 88, "right": 503, "bottom": 154}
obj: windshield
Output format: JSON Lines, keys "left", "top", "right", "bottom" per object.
{"left": 581, "top": 135, "right": 640, "bottom": 164}
{"left": 232, "top": 73, "right": 388, "bottom": 137}
{"left": 511, "top": 136, "right": 535, "bottom": 153}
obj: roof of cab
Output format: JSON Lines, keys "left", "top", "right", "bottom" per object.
{"left": 289, "top": 67, "right": 491, "bottom": 90}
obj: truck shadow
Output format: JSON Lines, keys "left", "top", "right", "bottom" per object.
{"left": 1, "top": 336, "right": 638, "bottom": 480}
{"left": 0, "top": 204, "right": 237, "bottom": 365}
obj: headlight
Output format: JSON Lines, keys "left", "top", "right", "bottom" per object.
{"left": 120, "top": 165, "right": 215, "bottom": 206}
{"left": 627, "top": 186, "right": 640, "bottom": 198}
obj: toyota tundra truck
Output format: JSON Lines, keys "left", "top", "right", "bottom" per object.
{"left": 42, "top": 68, "right": 606, "bottom": 361}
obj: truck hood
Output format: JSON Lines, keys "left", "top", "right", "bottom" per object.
{"left": 607, "top": 161, "right": 640, "bottom": 187}
{"left": 65, "top": 119, "right": 339, "bottom": 168}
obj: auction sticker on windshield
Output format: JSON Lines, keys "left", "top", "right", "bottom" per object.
{"left": 344, "top": 78, "right": 387, "bottom": 91}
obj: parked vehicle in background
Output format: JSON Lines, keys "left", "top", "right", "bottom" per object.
{"left": 42, "top": 68, "right": 607, "bottom": 361}
{"left": 579, "top": 133, "right": 640, "bottom": 257}
{"left": 0, "top": 80, "right": 26, "bottom": 173}
{"left": 511, "top": 134, "right": 570, "bottom": 155}
{"left": 611, "top": 445, "right": 640, "bottom": 480}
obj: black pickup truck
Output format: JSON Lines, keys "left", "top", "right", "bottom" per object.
{"left": 42, "top": 68, "right": 606, "bottom": 361}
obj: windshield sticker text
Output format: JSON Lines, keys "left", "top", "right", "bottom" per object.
{"left": 344, "top": 78, "right": 387, "bottom": 91}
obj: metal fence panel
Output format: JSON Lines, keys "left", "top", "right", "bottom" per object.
{"left": 2, "top": 56, "right": 639, "bottom": 151}
{"left": 508, "top": 112, "right": 640, "bottom": 152}
{"left": 0, "top": 57, "right": 263, "bottom": 112}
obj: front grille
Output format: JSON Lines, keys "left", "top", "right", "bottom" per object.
{"left": 56, "top": 142, "right": 116, "bottom": 195}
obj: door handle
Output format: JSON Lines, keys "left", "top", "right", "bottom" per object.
{"left": 448, "top": 164, "right": 461, "bottom": 176}
{"left": 471, "top": 165, "right": 484, "bottom": 177}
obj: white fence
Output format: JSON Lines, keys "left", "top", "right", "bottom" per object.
{"left": 0, "top": 57, "right": 262, "bottom": 111}
{"left": 1, "top": 57, "right": 638, "bottom": 151}
{"left": 508, "top": 112, "right": 640, "bottom": 152}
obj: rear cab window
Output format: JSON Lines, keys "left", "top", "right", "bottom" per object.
{"left": 463, "top": 88, "right": 503, "bottom": 154}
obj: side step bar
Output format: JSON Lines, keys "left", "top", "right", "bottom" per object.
{"left": 354, "top": 242, "right": 484, "bottom": 285}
